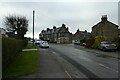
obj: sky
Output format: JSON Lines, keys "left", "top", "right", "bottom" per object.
{"left": 0, "top": 0, "right": 119, "bottom": 39}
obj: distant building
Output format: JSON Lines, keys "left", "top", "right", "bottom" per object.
{"left": 0, "top": 28, "right": 6, "bottom": 35}
{"left": 73, "top": 29, "right": 91, "bottom": 42}
{"left": 39, "top": 24, "right": 72, "bottom": 44}
{"left": 92, "top": 15, "right": 119, "bottom": 41}
{"left": 0, "top": 28, "right": 8, "bottom": 37}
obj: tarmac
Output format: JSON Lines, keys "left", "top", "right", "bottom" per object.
{"left": 65, "top": 44, "right": 120, "bottom": 59}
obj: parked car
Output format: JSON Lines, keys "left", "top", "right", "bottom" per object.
{"left": 35, "top": 40, "right": 41, "bottom": 46}
{"left": 80, "top": 43, "right": 86, "bottom": 46}
{"left": 98, "top": 41, "right": 117, "bottom": 51}
{"left": 39, "top": 41, "right": 49, "bottom": 48}
{"left": 74, "top": 41, "right": 80, "bottom": 45}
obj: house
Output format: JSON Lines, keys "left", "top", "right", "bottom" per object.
{"left": 92, "top": 15, "right": 119, "bottom": 41}
{"left": 39, "top": 24, "right": 72, "bottom": 44}
{"left": 57, "top": 24, "right": 72, "bottom": 44}
{"left": 73, "top": 29, "right": 91, "bottom": 42}
{"left": 118, "top": 29, "right": 120, "bottom": 37}
{"left": 0, "top": 28, "right": 6, "bottom": 36}
{"left": 0, "top": 28, "right": 8, "bottom": 37}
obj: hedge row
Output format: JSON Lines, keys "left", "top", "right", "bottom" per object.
{"left": 2, "top": 36, "right": 24, "bottom": 71}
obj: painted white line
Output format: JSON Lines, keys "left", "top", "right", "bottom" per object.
{"left": 52, "top": 52, "right": 56, "bottom": 54}
{"left": 99, "top": 63, "right": 118, "bottom": 73}
{"left": 99, "top": 64, "right": 109, "bottom": 68}
{"left": 65, "top": 70, "right": 73, "bottom": 79}
{"left": 22, "top": 49, "right": 37, "bottom": 51}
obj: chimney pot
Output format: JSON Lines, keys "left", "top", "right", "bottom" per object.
{"left": 101, "top": 15, "right": 107, "bottom": 21}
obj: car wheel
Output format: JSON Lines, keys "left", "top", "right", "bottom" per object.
{"left": 113, "top": 49, "right": 116, "bottom": 52}
{"left": 103, "top": 47, "right": 106, "bottom": 51}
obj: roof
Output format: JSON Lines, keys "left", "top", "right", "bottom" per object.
{"left": 40, "top": 24, "right": 70, "bottom": 35}
{"left": 92, "top": 20, "right": 119, "bottom": 29}
{"left": 74, "top": 30, "right": 90, "bottom": 36}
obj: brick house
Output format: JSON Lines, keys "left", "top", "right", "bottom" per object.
{"left": 39, "top": 24, "right": 72, "bottom": 44}
{"left": 92, "top": 15, "right": 119, "bottom": 41}
{"left": 73, "top": 29, "right": 91, "bottom": 42}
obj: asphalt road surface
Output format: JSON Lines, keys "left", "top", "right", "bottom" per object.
{"left": 49, "top": 44, "right": 119, "bottom": 79}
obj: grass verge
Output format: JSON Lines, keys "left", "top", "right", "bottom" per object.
{"left": 3, "top": 50, "right": 39, "bottom": 78}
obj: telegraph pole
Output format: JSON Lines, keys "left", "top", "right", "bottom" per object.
{"left": 33, "top": 10, "right": 35, "bottom": 46}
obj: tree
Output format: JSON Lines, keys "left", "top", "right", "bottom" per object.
{"left": 5, "top": 15, "right": 29, "bottom": 39}
{"left": 92, "top": 36, "right": 105, "bottom": 49}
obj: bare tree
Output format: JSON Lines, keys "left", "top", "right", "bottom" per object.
{"left": 5, "top": 15, "right": 29, "bottom": 39}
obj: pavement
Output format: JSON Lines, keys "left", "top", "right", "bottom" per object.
{"left": 65, "top": 44, "right": 120, "bottom": 59}
{"left": 20, "top": 48, "right": 69, "bottom": 78}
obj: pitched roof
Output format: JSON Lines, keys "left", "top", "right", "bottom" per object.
{"left": 92, "top": 19, "right": 118, "bottom": 29}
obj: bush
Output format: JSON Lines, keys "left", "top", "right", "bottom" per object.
{"left": 2, "top": 36, "right": 24, "bottom": 71}
{"left": 22, "top": 37, "right": 28, "bottom": 47}
{"left": 92, "top": 36, "right": 105, "bottom": 49}
{"left": 85, "top": 37, "right": 95, "bottom": 48}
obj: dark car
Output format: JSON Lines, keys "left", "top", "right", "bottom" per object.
{"left": 98, "top": 41, "right": 117, "bottom": 51}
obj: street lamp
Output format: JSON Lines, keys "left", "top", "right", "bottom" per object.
{"left": 33, "top": 10, "right": 35, "bottom": 46}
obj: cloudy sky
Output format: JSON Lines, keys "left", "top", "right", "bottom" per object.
{"left": 0, "top": 0, "right": 119, "bottom": 39}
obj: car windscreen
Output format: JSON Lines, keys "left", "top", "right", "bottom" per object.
{"left": 42, "top": 42, "right": 48, "bottom": 44}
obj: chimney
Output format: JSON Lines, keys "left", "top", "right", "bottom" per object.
{"left": 66, "top": 27, "right": 68, "bottom": 30}
{"left": 77, "top": 29, "right": 80, "bottom": 32}
{"left": 101, "top": 15, "right": 107, "bottom": 22}
{"left": 53, "top": 26, "right": 56, "bottom": 29}
{"left": 62, "top": 24, "right": 66, "bottom": 28}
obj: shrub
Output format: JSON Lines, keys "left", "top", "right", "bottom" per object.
{"left": 85, "top": 37, "right": 95, "bottom": 48}
{"left": 22, "top": 37, "right": 29, "bottom": 47}
{"left": 2, "top": 36, "right": 24, "bottom": 71}
{"left": 92, "top": 36, "right": 105, "bottom": 49}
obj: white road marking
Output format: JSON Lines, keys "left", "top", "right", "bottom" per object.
{"left": 22, "top": 49, "right": 37, "bottom": 51}
{"left": 65, "top": 70, "right": 73, "bottom": 79}
{"left": 99, "top": 63, "right": 118, "bottom": 73}
{"left": 52, "top": 52, "right": 56, "bottom": 54}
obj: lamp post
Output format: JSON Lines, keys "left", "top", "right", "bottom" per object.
{"left": 33, "top": 10, "right": 35, "bottom": 46}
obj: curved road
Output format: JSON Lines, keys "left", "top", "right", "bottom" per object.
{"left": 49, "top": 44, "right": 119, "bottom": 79}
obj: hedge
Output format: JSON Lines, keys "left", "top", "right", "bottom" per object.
{"left": 2, "top": 36, "right": 24, "bottom": 71}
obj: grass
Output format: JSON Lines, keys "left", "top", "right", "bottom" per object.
{"left": 3, "top": 45, "right": 39, "bottom": 78}
{"left": 24, "top": 43, "right": 37, "bottom": 49}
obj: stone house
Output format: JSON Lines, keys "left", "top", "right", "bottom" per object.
{"left": 0, "top": 28, "right": 6, "bottom": 36}
{"left": 39, "top": 24, "right": 72, "bottom": 44}
{"left": 118, "top": 29, "right": 120, "bottom": 37}
{"left": 92, "top": 15, "right": 119, "bottom": 41}
{"left": 73, "top": 29, "right": 91, "bottom": 42}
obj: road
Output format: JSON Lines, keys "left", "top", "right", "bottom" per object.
{"left": 49, "top": 44, "right": 119, "bottom": 79}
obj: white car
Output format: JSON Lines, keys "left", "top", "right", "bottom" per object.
{"left": 39, "top": 41, "right": 49, "bottom": 48}
{"left": 98, "top": 41, "right": 117, "bottom": 51}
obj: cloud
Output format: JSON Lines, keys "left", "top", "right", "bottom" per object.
{"left": 0, "top": 0, "right": 119, "bottom": 2}
{"left": 0, "top": 2, "right": 118, "bottom": 39}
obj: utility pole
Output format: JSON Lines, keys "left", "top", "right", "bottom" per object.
{"left": 33, "top": 10, "right": 35, "bottom": 46}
